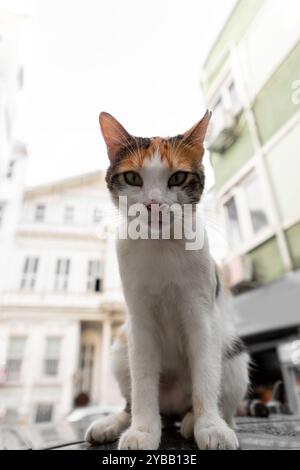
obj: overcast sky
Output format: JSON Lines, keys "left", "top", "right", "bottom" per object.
{"left": 11, "top": 0, "right": 236, "bottom": 187}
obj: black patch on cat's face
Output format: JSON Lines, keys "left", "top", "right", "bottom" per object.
{"left": 181, "top": 168, "right": 205, "bottom": 205}
{"left": 168, "top": 134, "right": 196, "bottom": 149}
{"left": 168, "top": 135, "right": 184, "bottom": 146}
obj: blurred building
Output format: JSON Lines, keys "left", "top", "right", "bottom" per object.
{"left": 0, "top": 171, "right": 125, "bottom": 425}
{"left": 202, "top": 0, "right": 300, "bottom": 412}
{"left": 0, "top": 4, "right": 125, "bottom": 425}
{"left": 0, "top": 6, "right": 30, "bottom": 296}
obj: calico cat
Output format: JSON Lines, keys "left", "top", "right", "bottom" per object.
{"left": 85, "top": 111, "right": 249, "bottom": 450}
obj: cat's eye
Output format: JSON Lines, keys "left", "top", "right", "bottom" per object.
{"left": 123, "top": 171, "right": 143, "bottom": 187}
{"left": 168, "top": 171, "right": 188, "bottom": 187}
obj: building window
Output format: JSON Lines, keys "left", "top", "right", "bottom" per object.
{"left": 223, "top": 170, "right": 269, "bottom": 249}
{"left": 6, "top": 337, "right": 26, "bottom": 382}
{"left": 54, "top": 258, "right": 70, "bottom": 291}
{"left": 0, "top": 202, "right": 5, "bottom": 227}
{"left": 34, "top": 204, "right": 46, "bottom": 222}
{"left": 87, "top": 260, "right": 103, "bottom": 292}
{"left": 6, "top": 160, "right": 15, "bottom": 179}
{"left": 228, "top": 81, "right": 241, "bottom": 115}
{"left": 93, "top": 208, "right": 103, "bottom": 224}
{"left": 20, "top": 257, "right": 39, "bottom": 290}
{"left": 44, "top": 337, "right": 61, "bottom": 377}
{"left": 224, "top": 197, "right": 242, "bottom": 248}
{"left": 35, "top": 404, "right": 53, "bottom": 423}
{"left": 213, "top": 97, "right": 225, "bottom": 134}
{"left": 242, "top": 172, "right": 268, "bottom": 234}
{"left": 64, "top": 206, "right": 74, "bottom": 223}
{"left": 210, "top": 79, "right": 242, "bottom": 146}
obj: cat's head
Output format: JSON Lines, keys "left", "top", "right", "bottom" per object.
{"left": 99, "top": 111, "right": 211, "bottom": 228}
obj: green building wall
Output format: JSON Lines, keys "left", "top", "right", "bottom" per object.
{"left": 253, "top": 40, "right": 300, "bottom": 145}
{"left": 202, "top": 0, "right": 264, "bottom": 94}
{"left": 209, "top": 39, "right": 300, "bottom": 192}
{"left": 240, "top": 223, "right": 300, "bottom": 286}
{"left": 249, "top": 237, "right": 285, "bottom": 284}
{"left": 211, "top": 118, "right": 254, "bottom": 190}
{"left": 286, "top": 223, "right": 300, "bottom": 270}
{"left": 203, "top": 3, "right": 300, "bottom": 286}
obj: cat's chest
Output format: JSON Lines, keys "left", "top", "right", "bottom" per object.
{"left": 152, "top": 283, "right": 188, "bottom": 368}
{"left": 118, "top": 238, "right": 203, "bottom": 293}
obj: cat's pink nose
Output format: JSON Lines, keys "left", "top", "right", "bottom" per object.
{"left": 145, "top": 201, "right": 160, "bottom": 212}
{"left": 145, "top": 202, "right": 169, "bottom": 216}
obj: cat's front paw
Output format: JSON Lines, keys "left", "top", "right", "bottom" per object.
{"left": 180, "top": 410, "right": 194, "bottom": 440}
{"left": 194, "top": 418, "right": 239, "bottom": 450}
{"left": 118, "top": 427, "right": 160, "bottom": 450}
{"left": 85, "top": 412, "right": 130, "bottom": 444}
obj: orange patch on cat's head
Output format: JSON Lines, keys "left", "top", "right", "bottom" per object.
{"left": 99, "top": 110, "right": 212, "bottom": 174}
{"left": 113, "top": 135, "right": 206, "bottom": 174}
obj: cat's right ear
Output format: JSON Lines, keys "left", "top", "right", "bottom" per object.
{"left": 99, "top": 112, "right": 132, "bottom": 161}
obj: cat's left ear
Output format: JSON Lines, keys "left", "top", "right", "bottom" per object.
{"left": 182, "top": 110, "right": 212, "bottom": 154}
{"left": 99, "top": 112, "right": 133, "bottom": 161}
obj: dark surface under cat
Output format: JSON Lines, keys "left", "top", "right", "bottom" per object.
{"left": 1, "top": 415, "right": 300, "bottom": 450}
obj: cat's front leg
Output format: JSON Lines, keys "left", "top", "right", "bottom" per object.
{"left": 185, "top": 304, "right": 239, "bottom": 450}
{"left": 118, "top": 316, "right": 161, "bottom": 450}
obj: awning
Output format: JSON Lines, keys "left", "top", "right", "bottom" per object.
{"left": 233, "top": 270, "right": 300, "bottom": 338}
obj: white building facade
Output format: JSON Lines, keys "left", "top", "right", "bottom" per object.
{"left": 0, "top": 171, "right": 125, "bottom": 425}
{"left": 0, "top": 5, "right": 31, "bottom": 299}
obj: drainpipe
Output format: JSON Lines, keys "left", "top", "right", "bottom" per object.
{"left": 230, "top": 43, "right": 293, "bottom": 272}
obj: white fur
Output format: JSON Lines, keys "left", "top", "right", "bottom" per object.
{"left": 86, "top": 153, "right": 249, "bottom": 450}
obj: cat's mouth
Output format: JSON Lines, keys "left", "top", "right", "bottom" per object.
{"left": 144, "top": 208, "right": 183, "bottom": 235}
{"left": 122, "top": 202, "right": 187, "bottom": 238}
{"left": 145, "top": 204, "right": 170, "bottom": 229}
